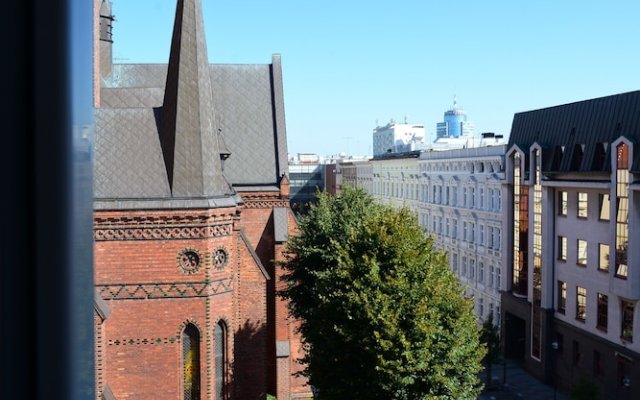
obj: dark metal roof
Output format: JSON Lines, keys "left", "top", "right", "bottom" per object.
{"left": 94, "top": 0, "right": 289, "bottom": 205}
{"left": 372, "top": 150, "right": 422, "bottom": 161}
{"left": 508, "top": 91, "right": 640, "bottom": 173}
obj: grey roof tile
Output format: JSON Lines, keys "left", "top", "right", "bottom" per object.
{"left": 95, "top": 108, "right": 171, "bottom": 198}
{"left": 100, "top": 87, "right": 164, "bottom": 108}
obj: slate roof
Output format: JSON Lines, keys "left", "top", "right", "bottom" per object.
{"left": 508, "top": 90, "right": 640, "bottom": 173}
{"left": 94, "top": 0, "right": 288, "bottom": 207}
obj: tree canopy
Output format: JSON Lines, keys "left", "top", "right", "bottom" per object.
{"left": 279, "top": 187, "right": 484, "bottom": 399}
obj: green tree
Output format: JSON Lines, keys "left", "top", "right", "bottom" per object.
{"left": 479, "top": 314, "right": 501, "bottom": 389}
{"left": 279, "top": 187, "right": 484, "bottom": 399}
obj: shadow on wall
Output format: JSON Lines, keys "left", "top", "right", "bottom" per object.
{"left": 230, "top": 319, "right": 269, "bottom": 400}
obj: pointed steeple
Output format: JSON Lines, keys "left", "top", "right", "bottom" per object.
{"left": 159, "top": 0, "right": 231, "bottom": 197}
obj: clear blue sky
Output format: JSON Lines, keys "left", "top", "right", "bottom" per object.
{"left": 111, "top": 0, "right": 640, "bottom": 157}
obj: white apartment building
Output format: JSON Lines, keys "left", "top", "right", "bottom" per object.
{"left": 502, "top": 91, "right": 640, "bottom": 397}
{"left": 338, "top": 159, "right": 373, "bottom": 194}
{"left": 418, "top": 145, "right": 507, "bottom": 324}
{"left": 372, "top": 122, "right": 425, "bottom": 156}
{"left": 369, "top": 151, "right": 422, "bottom": 210}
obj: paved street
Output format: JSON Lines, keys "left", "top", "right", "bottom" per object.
{"left": 478, "top": 359, "right": 569, "bottom": 400}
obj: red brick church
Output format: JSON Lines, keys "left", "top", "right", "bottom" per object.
{"left": 92, "top": 1, "right": 308, "bottom": 398}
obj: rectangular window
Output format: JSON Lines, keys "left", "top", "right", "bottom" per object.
{"left": 463, "top": 222, "right": 468, "bottom": 242}
{"left": 558, "top": 281, "right": 566, "bottom": 314}
{"left": 470, "top": 223, "right": 476, "bottom": 243}
{"left": 559, "top": 191, "right": 568, "bottom": 215}
{"left": 621, "top": 300, "right": 634, "bottom": 342}
{"left": 496, "top": 190, "right": 501, "bottom": 211}
{"left": 577, "top": 239, "right": 587, "bottom": 266}
{"left": 573, "top": 340, "right": 581, "bottom": 366}
{"left": 496, "top": 268, "right": 501, "bottom": 291}
{"left": 478, "top": 298, "right": 484, "bottom": 317}
{"left": 593, "top": 350, "right": 604, "bottom": 377}
{"left": 618, "top": 360, "right": 631, "bottom": 387}
{"left": 578, "top": 192, "right": 588, "bottom": 218}
{"left": 452, "top": 219, "right": 458, "bottom": 238}
{"left": 470, "top": 187, "right": 475, "bottom": 208}
{"left": 470, "top": 259, "right": 476, "bottom": 279}
{"left": 489, "top": 265, "right": 494, "bottom": 288}
{"left": 479, "top": 225, "right": 485, "bottom": 246}
{"left": 598, "top": 244, "right": 609, "bottom": 272}
{"left": 597, "top": 293, "right": 608, "bottom": 331}
{"left": 576, "top": 286, "right": 587, "bottom": 321}
{"left": 479, "top": 262, "right": 484, "bottom": 283}
{"left": 479, "top": 188, "right": 484, "bottom": 209}
{"left": 445, "top": 218, "right": 450, "bottom": 237}
{"left": 599, "top": 193, "right": 610, "bottom": 221}
{"left": 558, "top": 236, "right": 567, "bottom": 261}
{"left": 462, "top": 257, "right": 467, "bottom": 276}
{"left": 451, "top": 253, "right": 458, "bottom": 273}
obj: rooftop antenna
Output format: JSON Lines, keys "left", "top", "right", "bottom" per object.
{"left": 453, "top": 94, "right": 457, "bottom": 108}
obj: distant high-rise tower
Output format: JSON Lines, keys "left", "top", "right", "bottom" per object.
{"left": 436, "top": 96, "right": 474, "bottom": 138}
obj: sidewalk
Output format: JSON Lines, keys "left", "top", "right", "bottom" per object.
{"left": 478, "top": 359, "right": 569, "bottom": 400}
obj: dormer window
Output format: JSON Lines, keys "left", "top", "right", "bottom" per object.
{"left": 571, "top": 144, "right": 584, "bottom": 170}
{"left": 592, "top": 142, "right": 606, "bottom": 170}
{"left": 551, "top": 145, "right": 564, "bottom": 171}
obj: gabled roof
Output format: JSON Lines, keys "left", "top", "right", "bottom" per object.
{"left": 94, "top": 0, "right": 288, "bottom": 207}
{"left": 508, "top": 90, "right": 640, "bottom": 173}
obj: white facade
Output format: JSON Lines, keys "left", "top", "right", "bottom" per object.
{"left": 418, "top": 145, "right": 507, "bottom": 324}
{"left": 372, "top": 122, "right": 425, "bottom": 156}
{"left": 505, "top": 138, "right": 640, "bottom": 355}
{"left": 370, "top": 153, "right": 422, "bottom": 211}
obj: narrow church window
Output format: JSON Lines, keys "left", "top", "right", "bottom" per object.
{"left": 182, "top": 324, "right": 201, "bottom": 400}
{"left": 215, "top": 321, "right": 228, "bottom": 400}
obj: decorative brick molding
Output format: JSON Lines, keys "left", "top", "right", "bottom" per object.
{"left": 97, "top": 278, "right": 233, "bottom": 300}
{"left": 239, "top": 191, "right": 290, "bottom": 209}
{"left": 107, "top": 336, "right": 180, "bottom": 346}
{"left": 242, "top": 199, "right": 290, "bottom": 209}
{"left": 94, "top": 224, "right": 233, "bottom": 241}
{"left": 94, "top": 212, "right": 236, "bottom": 226}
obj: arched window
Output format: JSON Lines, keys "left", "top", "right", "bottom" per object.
{"left": 214, "top": 321, "right": 228, "bottom": 400}
{"left": 182, "top": 324, "right": 201, "bottom": 400}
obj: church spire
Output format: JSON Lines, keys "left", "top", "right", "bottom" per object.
{"left": 159, "top": 0, "right": 231, "bottom": 197}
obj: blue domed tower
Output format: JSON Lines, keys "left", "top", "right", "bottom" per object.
{"left": 436, "top": 96, "right": 474, "bottom": 138}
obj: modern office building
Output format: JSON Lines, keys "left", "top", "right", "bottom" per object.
{"left": 288, "top": 154, "right": 325, "bottom": 214}
{"left": 372, "top": 121, "right": 426, "bottom": 156}
{"left": 436, "top": 97, "right": 475, "bottom": 139}
{"left": 502, "top": 91, "right": 640, "bottom": 398}
{"left": 418, "top": 146, "right": 507, "bottom": 324}
{"left": 92, "top": 1, "right": 309, "bottom": 399}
